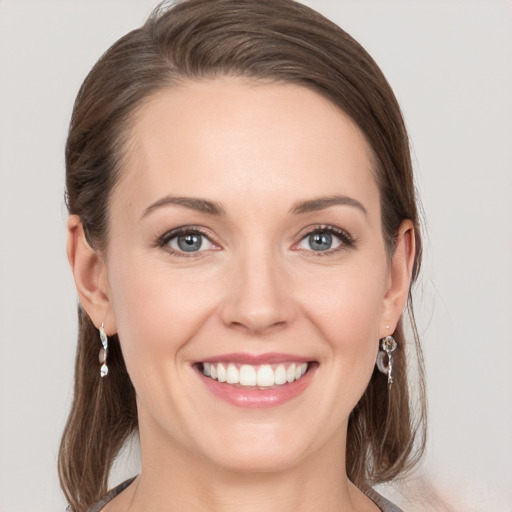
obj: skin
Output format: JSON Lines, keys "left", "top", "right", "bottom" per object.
{"left": 67, "top": 78, "right": 415, "bottom": 512}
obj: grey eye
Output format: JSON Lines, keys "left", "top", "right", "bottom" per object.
{"left": 167, "top": 232, "right": 214, "bottom": 253}
{"left": 296, "top": 229, "right": 344, "bottom": 252}
{"left": 176, "top": 233, "right": 203, "bottom": 252}
{"left": 308, "top": 232, "right": 333, "bottom": 251}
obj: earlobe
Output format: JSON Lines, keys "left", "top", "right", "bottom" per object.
{"left": 66, "top": 215, "right": 115, "bottom": 332}
{"left": 380, "top": 220, "right": 416, "bottom": 336}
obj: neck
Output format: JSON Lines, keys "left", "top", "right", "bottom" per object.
{"left": 117, "top": 425, "right": 375, "bottom": 512}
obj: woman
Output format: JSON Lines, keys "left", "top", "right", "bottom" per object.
{"left": 60, "top": 0, "right": 426, "bottom": 510}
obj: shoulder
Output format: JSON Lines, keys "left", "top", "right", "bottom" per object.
{"left": 84, "top": 478, "right": 402, "bottom": 512}
{"left": 84, "top": 477, "right": 137, "bottom": 512}
{"left": 363, "top": 487, "right": 404, "bottom": 512}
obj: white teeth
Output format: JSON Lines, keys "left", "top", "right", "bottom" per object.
{"left": 217, "top": 363, "right": 227, "bottom": 383}
{"left": 286, "top": 363, "right": 296, "bottom": 383}
{"left": 257, "top": 365, "right": 275, "bottom": 387}
{"left": 274, "top": 364, "right": 287, "bottom": 385}
{"left": 202, "top": 361, "right": 309, "bottom": 387}
{"left": 226, "top": 363, "right": 239, "bottom": 384}
{"left": 239, "top": 365, "right": 257, "bottom": 386}
{"left": 295, "top": 363, "right": 307, "bottom": 380}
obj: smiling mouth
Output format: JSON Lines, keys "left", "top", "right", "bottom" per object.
{"left": 199, "top": 362, "right": 310, "bottom": 388}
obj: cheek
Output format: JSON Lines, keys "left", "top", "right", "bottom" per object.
{"left": 106, "top": 253, "right": 219, "bottom": 381}
{"left": 305, "top": 258, "right": 386, "bottom": 330}
{"left": 300, "top": 258, "right": 387, "bottom": 376}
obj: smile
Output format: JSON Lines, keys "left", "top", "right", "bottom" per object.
{"left": 202, "top": 362, "right": 309, "bottom": 388}
{"left": 196, "top": 355, "right": 316, "bottom": 409}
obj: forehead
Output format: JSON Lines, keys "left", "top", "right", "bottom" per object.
{"left": 116, "top": 77, "right": 379, "bottom": 220}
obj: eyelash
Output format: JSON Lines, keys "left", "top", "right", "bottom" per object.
{"left": 156, "top": 224, "right": 356, "bottom": 258}
{"left": 293, "top": 224, "right": 356, "bottom": 256}
{"left": 156, "top": 226, "right": 216, "bottom": 258}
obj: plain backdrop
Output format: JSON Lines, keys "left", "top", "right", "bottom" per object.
{"left": 0, "top": 1, "right": 511, "bottom": 511}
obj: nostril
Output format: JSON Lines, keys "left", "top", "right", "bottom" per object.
{"left": 228, "top": 318, "right": 288, "bottom": 336}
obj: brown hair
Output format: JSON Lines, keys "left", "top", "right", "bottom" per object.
{"left": 60, "top": 0, "right": 426, "bottom": 510}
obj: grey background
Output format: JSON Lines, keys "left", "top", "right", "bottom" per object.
{"left": 0, "top": 1, "right": 511, "bottom": 510}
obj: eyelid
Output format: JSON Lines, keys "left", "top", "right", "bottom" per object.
{"left": 156, "top": 226, "right": 220, "bottom": 257}
{"left": 292, "top": 224, "right": 356, "bottom": 253}
{"left": 154, "top": 223, "right": 355, "bottom": 257}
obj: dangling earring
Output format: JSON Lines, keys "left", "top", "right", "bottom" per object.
{"left": 99, "top": 323, "right": 109, "bottom": 378}
{"left": 376, "top": 335, "right": 397, "bottom": 389}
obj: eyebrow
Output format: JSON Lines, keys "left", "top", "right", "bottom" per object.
{"left": 141, "top": 195, "right": 225, "bottom": 219}
{"left": 290, "top": 195, "right": 367, "bottom": 216}
{"left": 141, "top": 193, "right": 366, "bottom": 220}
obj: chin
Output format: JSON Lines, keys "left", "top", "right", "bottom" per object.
{"left": 203, "top": 444, "right": 307, "bottom": 475}
{"left": 185, "top": 419, "right": 323, "bottom": 475}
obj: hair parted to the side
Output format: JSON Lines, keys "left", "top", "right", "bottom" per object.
{"left": 60, "top": 1, "right": 426, "bottom": 510}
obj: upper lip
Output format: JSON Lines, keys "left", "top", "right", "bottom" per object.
{"left": 197, "top": 352, "right": 313, "bottom": 365}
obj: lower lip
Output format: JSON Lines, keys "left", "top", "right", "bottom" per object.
{"left": 197, "top": 365, "right": 316, "bottom": 409}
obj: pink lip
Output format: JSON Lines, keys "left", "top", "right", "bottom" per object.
{"left": 198, "top": 352, "right": 311, "bottom": 365}
{"left": 195, "top": 355, "right": 317, "bottom": 409}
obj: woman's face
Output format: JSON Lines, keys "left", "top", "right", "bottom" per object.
{"left": 100, "top": 78, "right": 403, "bottom": 473}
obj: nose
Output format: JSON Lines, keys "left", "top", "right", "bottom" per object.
{"left": 219, "top": 246, "right": 295, "bottom": 336}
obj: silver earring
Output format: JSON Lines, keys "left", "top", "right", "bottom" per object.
{"left": 99, "top": 323, "right": 109, "bottom": 378}
{"left": 376, "top": 335, "right": 397, "bottom": 389}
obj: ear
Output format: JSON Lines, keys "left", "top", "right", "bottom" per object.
{"left": 379, "top": 219, "right": 416, "bottom": 338}
{"left": 66, "top": 215, "right": 116, "bottom": 333}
